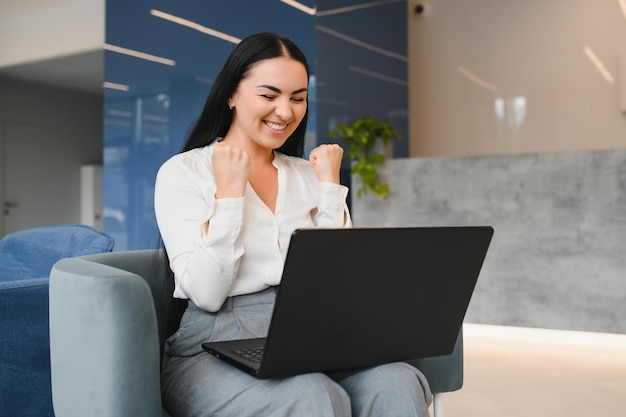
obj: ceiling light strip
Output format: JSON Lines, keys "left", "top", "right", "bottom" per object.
{"left": 584, "top": 46, "right": 615, "bottom": 84}
{"left": 280, "top": 0, "right": 317, "bottom": 15}
{"left": 316, "top": 25, "right": 407, "bottom": 62}
{"left": 317, "top": 0, "right": 403, "bottom": 17}
{"left": 194, "top": 76, "right": 215, "bottom": 86}
{"left": 108, "top": 109, "right": 132, "bottom": 117}
{"left": 457, "top": 66, "right": 497, "bottom": 92}
{"left": 619, "top": 0, "right": 626, "bottom": 22}
{"left": 150, "top": 9, "right": 241, "bottom": 44}
{"left": 348, "top": 65, "right": 408, "bottom": 87}
{"left": 104, "top": 44, "right": 176, "bottom": 66}
{"left": 103, "top": 81, "right": 130, "bottom": 91}
{"left": 316, "top": 97, "right": 350, "bottom": 107}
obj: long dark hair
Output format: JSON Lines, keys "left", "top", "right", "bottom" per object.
{"left": 161, "top": 33, "right": 310, "bottom": 334}
{"left": 181, "top": 32, "right": 310, "bottom": 157}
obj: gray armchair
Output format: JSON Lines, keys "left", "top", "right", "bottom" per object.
{"left": 49, "top": 249, "right": 463, "bottom": 417}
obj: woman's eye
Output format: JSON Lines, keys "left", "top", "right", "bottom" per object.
{"left": 261, "top": 94, "right": 275, "bottom": 100}
{"left": 291, "top": 97, "right": 306, "bottom": 103}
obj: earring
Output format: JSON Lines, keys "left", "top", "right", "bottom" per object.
{"left": 228, "top": 104, "right": 234, "bottom": 110}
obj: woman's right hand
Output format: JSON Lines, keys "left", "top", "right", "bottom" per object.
{"left": 212, "top": 142, "right": 251, "bottom": 199}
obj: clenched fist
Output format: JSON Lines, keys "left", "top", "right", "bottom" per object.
{"left": 212, "top": 142, "right": 251, "bottom": 198}
{"left": 309, "top": 144, "right": 343, "bottom": 184}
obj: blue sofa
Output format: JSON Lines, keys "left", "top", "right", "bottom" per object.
{"left": 0, "top": 224, "right": 114, "bottom": 417}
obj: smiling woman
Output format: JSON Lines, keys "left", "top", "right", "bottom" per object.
{"left": 227, "top": 56, "right": 309, "bottom": 153}
{"left": 153, "top": 32, "right": 432, "bottom": 417}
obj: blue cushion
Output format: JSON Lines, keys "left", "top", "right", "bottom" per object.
{"left": 0, "top": 278, "right": 53, "bottom": 416}
{"left": 0, "top": 225, "right": 114, "bottom": 417}
{"left": 0, "top": 224, "right": 115, "bottom": 282}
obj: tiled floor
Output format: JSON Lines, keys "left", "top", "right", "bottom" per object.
{"left": 433, "top": 324, "right": 626, "bottom": 417}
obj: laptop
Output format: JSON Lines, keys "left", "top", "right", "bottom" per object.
{"left": 203, "top": 226, "right": 493, "bottom": 379}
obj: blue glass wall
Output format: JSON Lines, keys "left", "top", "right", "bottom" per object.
{"left": 315, "top": 0, "right": 408, "bottom": 155}
{"left": 104, "top": 0, "right": 407, "bottom": 250}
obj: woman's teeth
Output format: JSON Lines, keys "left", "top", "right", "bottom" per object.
{"left": 265, "top": 121, "right": 287, "bottom": 131}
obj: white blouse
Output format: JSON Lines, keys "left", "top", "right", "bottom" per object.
{"left": 154, "top": 142, "right": 352, "bottom": 312}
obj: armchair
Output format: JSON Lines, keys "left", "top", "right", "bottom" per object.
{"left": 49, "top": 249, "right": 464, "bottom": 417}
{"left": 0, "top": 224, "right": 114, "bottom": 417}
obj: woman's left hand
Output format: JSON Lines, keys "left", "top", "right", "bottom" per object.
{"left": 309, "top": 144, "right": 343, "bottom": 184}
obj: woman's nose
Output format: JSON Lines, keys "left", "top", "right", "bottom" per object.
{"left": 274, "top": 98, "right": 292, "bottom": 119}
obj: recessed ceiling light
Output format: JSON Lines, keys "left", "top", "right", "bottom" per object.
{"left": 457, "top": 66, "right": 497, "bottom": 92}
{"left": 104, "top": 44, "right": 175, "bottom": 66}
{"left": 280, "top": 0, "right": 316, "bottom": 15}
{"left": 584, "top": 46, "right": 615, "bottom": 84}
{"left": 103, "top": 81, "right": 130, "bottom": 91}
{"left": 150, "top": 9, "right": 241, "bottom": 44}
{"left": 316, "top": 25, "right": 407, "bottom": 62}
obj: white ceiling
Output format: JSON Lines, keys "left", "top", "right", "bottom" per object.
{"left": 1, "top": 0, "right": 62, "bottom": 15}
{"left": 0, "top": 0, "right": 104, "bottom": 94}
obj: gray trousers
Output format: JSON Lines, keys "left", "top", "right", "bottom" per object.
{"left": 162, "top": 287, "right": 432, "bottom": 417}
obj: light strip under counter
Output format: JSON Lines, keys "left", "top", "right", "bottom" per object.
{"left": 464, "top": 323, "right": 626, "bottom": 351}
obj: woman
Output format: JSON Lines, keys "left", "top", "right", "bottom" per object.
{"left": 155, "top": 32, "right": 432, "bottom": 417}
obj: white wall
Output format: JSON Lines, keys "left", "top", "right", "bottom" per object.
{"left": 407, "top": 0, "right": 626, "bottom": 157}
{"left": 0, "top": 0, "right": 104, "bottom": 68}
{"left": 0, "top": 77, "right": 103, "bottom": 236}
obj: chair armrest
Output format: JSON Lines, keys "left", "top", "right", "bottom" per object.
{"left": 49, "top": 257, "right": 162, "bottom": 417}
{"left": 407, "top": 328, "right": 464, "bottom": 394}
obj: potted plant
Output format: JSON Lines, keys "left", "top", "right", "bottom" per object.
{"left": 329, "top": 116, "right": 401, "bottom": 199}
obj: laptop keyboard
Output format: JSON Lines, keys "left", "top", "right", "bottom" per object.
{"left": 233, "top": 347, "right": 264, "bottom": 363}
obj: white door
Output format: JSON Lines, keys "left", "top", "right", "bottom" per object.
{"left": 1, "top": 122, "right": 76, "bottom": 236}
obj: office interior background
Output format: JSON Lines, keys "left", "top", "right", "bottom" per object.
{"left": 1, "top": 0, "right": 625, "bottom": 415}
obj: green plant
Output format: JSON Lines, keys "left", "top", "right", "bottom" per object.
{"left": 329, "top": 116, "right": 401, "bottom": 199}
